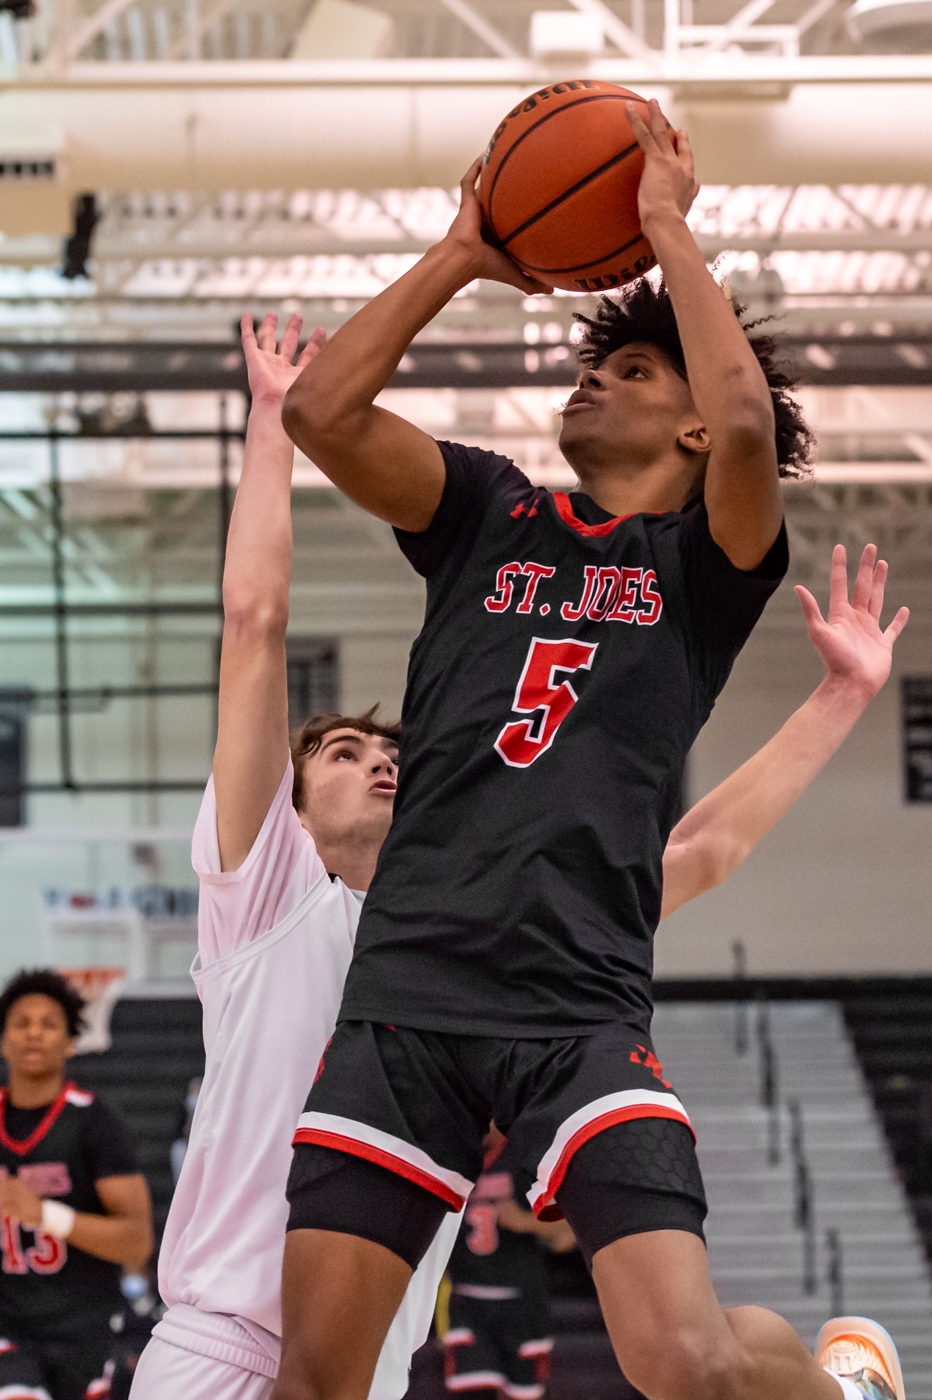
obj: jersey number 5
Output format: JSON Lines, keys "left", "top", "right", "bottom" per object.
{"left": 495, "top": 637, "right": 598, "bottom": 769}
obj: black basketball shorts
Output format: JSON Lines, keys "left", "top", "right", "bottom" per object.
{"left": 442, "top": 1291, "right": 553, "bottom": 1400}
{"left": 0, "top": 1315, "right": 114, "bottom": 1400}
{"left": 288, "top": 1020, "right": 706, "bottom": 1267}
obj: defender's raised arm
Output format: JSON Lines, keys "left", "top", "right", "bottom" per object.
{"left": 214, "top": 312, "right": 324, "bottom": 872}
{"left": 660, "top": 544, "right": 909, "bottom": 918}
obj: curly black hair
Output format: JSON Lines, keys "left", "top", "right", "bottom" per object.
{"left": 573, "top": 277, "right": 815, "bottom": 479}
{"left": 0, "top": 969, "right": 86, "bottom": 1039}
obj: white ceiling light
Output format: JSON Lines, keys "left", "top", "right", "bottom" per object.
{"left": 529, "top": 10, "right": 604, "bottom": 60}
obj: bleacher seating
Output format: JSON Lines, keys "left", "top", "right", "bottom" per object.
{"left": 71, "top": 997, "right": 205, "bottom": 1238}
{"left": 843, "top": 987, "right": 932, "bottom": 1267}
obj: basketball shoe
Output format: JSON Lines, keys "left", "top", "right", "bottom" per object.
{"left": 817, "top": 1317, "right": 905, "bottom": 1400}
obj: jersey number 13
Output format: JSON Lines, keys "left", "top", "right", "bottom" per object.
{"left": 495, "top": 637, "right": 598, "bottom": 769}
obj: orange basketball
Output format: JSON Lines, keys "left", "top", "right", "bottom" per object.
{"left": 478, "top": 80, "right": 673, "bottom": 293}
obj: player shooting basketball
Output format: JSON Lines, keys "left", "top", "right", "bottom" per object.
{"left": 272, "top": 99, "right": 909, "bottom": 1400}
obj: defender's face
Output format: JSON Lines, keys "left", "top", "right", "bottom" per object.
{"left": 1, "top": 995, "right": 73, "bottom": 1080}
{"left": 298, "top": 728, "right": 398, "bottom": 852}
{"left": 558, "top": 342, "right": 701, "bottom": 472}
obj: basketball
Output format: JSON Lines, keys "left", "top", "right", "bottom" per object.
{"left": 478, "top": 80, "right": 673, "bottom": 293}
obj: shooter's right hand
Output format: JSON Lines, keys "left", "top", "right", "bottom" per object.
{"left": 441, "top": 158, "right": 554, "bottom": 297}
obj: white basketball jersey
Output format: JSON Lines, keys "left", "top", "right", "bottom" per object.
{"left": 155, "top": 766, "right": 460, "bottom": 1396}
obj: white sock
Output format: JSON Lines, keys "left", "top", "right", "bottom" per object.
{"left": 826, "top": 1369, "right": 865, "bottom": 1400}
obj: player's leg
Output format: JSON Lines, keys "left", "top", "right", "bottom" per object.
{"left": 273, "top": 1021, "right": 487, "bottom": 1400}
{"left": 581, "top": 1223, "right": 839, "bottom": 1400}
{"left": 373, "top": 1205, "right": 466, "bottom": 1400}
{"left": 441, "top": 1295, "right": 505, "bottom": 1400}
{"left": 0, "top": 1333, "right": 52, "bottom": 1400}
{"left": 500, "top": 1296, "right": 553, "bottom": 1400}
{"left": 130, "top": 1335, "right": 275, "bottom": 1400}
{"left": 275, "top": 1221, "right": 421, "bottom": 1400}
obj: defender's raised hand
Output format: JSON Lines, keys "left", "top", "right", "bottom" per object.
{"left": 241, "top": 312, "right": 326, "bottom": 407}
{"left": 625, "top": 98, "right": 699, "bottom": 232}
{"left": 443, "top": 157, "right": 553, "bottom": 296}
{"left": 795, "top": 544, "right": 909, "bottom": 700}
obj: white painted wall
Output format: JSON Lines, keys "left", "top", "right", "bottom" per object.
{"left": 657, "top": 588, "right": 932, "bottom": 979}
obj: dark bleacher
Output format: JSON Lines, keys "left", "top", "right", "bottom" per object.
{"left": 70, "top": 997, "right": 205, "bottom": 1238}
{"left": 842, "top": 990, "right": 932, "bottom": 1264}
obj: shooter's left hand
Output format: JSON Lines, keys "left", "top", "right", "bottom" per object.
{"left": 626, "top": 98, "right": 699, "bottom": 233}
{"left": 795, "top": 543, "right": 909, "bottom": 700}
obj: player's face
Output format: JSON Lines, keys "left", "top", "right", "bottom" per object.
{"left": 558, "top": 342, "right": 707, "bottom": 491}
{"left": 1, "top": 995, "right": 73, "bottom": 1081}
{"left": 298, "top": 729, "right": 398, "bottom": 849}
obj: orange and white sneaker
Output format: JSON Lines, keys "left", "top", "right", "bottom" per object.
{"left": 817, "top": 1317, "right": 905, "bottom": 1400}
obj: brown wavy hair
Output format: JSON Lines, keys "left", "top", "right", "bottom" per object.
{"left": 290, "top": 706, "right": 401, "bottom": 811}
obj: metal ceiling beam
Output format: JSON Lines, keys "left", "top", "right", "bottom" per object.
{"left": 79, "top": 231, "right": 932, "bottom": 261}
{"left": 3, "top": 335, "right": 932, "bottom": 393}
{"left": 6, "top": 54, "right": 932, "bottom": 84}
{"left": 436, "top": 0, "right": 521, "bottom": 59}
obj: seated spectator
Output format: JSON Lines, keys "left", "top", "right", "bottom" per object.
{"left": 0, "top": 969, "right": 153, "bottom": 1400}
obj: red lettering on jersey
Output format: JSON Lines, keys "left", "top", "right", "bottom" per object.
{"left": 637, "top": 569, "right": 663, "bottom": 625}
{"left": 0, "top": 1216, "right": 26, "bottom": 1274}
{"left": 515, "top": 562, "right": 556, "bottom": 614}
{"left": 510, "top": 497, "right": 540, "bottom": 519}
{"left": 587, "top": 567, "right": 621, "bottom": 622}
{"left": 606, "top": 566, "right": 642, "bottom": 623}
{"left": 495, "top": 638, "right": 597, "bottom": 769}
{"left": 19, "top": 1163, "right": 71, "bottom": 1197}
{"left": 464, "top": 1202, "right": 499, "bottom": 1256}
{"left": 26, "top": 1231, "right": 66, "bottom": 1274}
{"left": 560, "top": 566, "right": 598, "bottom": 621}
{"left": 484, "top": 562, "right": 522, "bottom": 613}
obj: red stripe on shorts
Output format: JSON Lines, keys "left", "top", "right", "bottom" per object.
{"left": 533, "top": 1103, "right": 694, "bottom": 1219}
{"left": 292, "top": 1127, "right": 468, "bottom": 1211}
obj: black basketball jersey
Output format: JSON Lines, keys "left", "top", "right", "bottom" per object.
{"left": 448, "top": 1137, "right": 547, "bottom": 1300}
{"left": 340, "top": 442, "right": 787, "bottom": 1037}
{"left": 0, "top": 1081, "right": 139, "bottom": 1331}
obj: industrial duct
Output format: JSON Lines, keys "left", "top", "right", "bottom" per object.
{"left": 2, "top": 72, "right": 932, "bottom": 235}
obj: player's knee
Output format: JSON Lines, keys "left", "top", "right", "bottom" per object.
{"left": 623, "top": 1324, "right": 747, "bottom": 1400}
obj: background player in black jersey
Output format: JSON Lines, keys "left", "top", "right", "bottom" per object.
{"left": 273, "top": 101, "right": 909, "bottom": 1400}
{"left": 0, "top": 969, "right": 153, "bottom": 1400}
{"left": 442, "top": 1126, "right": 575, "bottom": 1400}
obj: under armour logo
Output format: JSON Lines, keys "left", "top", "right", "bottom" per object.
{"left": 630, "top": 1045, "right": 672, "bottom": 1088}
{"left": 510, "top": 498, "right": 540, "bottom": 520}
